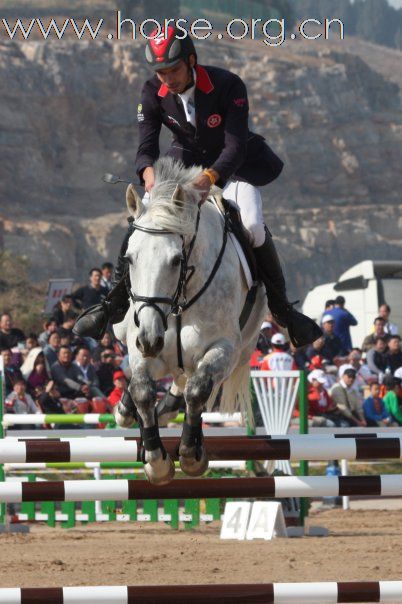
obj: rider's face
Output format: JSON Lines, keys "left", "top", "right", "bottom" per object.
{"left": 156, "top": 57, "right": 195, "bottom": 94}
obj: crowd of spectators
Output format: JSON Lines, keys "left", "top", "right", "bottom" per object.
{"left": 1, "top": 266, "right": 401, "bottom": 434}
{"left": 0, "top": 263, "right": 147, "bottom": 429}
{"left": 252, "top": 296, "right": 402, "bottom": 429}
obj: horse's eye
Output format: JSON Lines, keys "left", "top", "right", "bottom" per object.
{"left": 171, "top": 255, "right": 181, "bottom": 268}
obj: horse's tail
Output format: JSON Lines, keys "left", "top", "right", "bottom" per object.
{"left": 217, "top": 363, "right": 252, "bottom": 422}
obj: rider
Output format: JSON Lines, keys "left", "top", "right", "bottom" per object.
{"left": 74, "top": 25, "right": 321, "bottom": 349}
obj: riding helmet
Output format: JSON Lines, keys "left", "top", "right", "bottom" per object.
{"left": 145, "top": 25, "right": 197, "bottom": 71}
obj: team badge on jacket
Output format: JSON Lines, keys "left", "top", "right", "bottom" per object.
{"left": 207, "top": 114, "right": 222, "bottom": 128}
{"left": 137, "top": 103, "right": 144, "bottom": 123}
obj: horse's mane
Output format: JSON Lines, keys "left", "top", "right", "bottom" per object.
{"left": 147, "top": 157, "right": 212, "bottom": 237}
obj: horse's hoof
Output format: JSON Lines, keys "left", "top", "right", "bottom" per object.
{"left": 113, "top": 405, "right": 136, "bottom": 428}
{"left": 179, "top": 449, "right": 209, "bottom": 477}
{"left": 144, "top": 454, "right": 175, "bottom": 485}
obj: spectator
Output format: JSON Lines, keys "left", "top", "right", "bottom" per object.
{"left": 386, "top": 336, "right": 402, "bottom": 375}
{"left": 330, "top": 368, "right": 366, "bottom": 427}
{"left": 292, "top": 344, "right": 310, "bottom": 370}
{"left": 43, "top": 331, "right": 61, "bottom": 367}
{"left": 320, "top": 315, "right": 343, "bottom": 363}
{"left": 361, "top": 317, "right": 388, "bottom": 352}
{"left": 256, "top": 321, "right": 273, "bottom": 356}
{"left": 366, "top": 336, "right": 388, "bottom": 377}
{"left": 101, "top": 262, "right": 114, "bottom": 292}
{"left": 306, "top": 335, "right": 326, "bottom": 362}
{"left": 52, "top": 294, "right": 78, "bottom": 326}
{"left": 260, "top": 333, "right": 297, "bottom": 371}
{"left": 307, "top": 369, "right": 340, "bottom": 427}
{"left": 383, "top": 376, "right": 402, "bottom": 426}
{"left": 73, "top": 346, "right": 104, "bottom": 398}
{"left": 0, "top": 313, "right": 25, "bottom": 350}
{"left": 38, "top": 319, "right": 58, "bottom": 347}
{"left": 108, "top": 370, "right": 127, "bottom": 407}
{"left": 5, "top": 379, "right": 39, "bottom": 415}
{"left": 25, "top": 333, "right": 39, "bottom": 353}
{"left": 339, "top": 349, "right": 373, "bottom": 393}
{"left": 51, "top": 346, "right": 92, "bottom": 400}
{"left": 363, "top": 382, "right": 392, "bottom": 427}
{"left": 326, "top": 296, "right": 357, "bottom": 355}
{"left": 20, "top": 348, "right": 50, "bottom": 396}
{"left": 93, "top": 331, "right": 115, "bottom": 363}
{"left": 72, "top": 268, "right": 109, "bottom": 310}
{"left": 379, "top": 303, "right": 399, "bottom": 336}
{"left": 96, "top": 348, "right": 116, "bottom": 395}
{"left": 1, "top": 348, "right": 23, "bottom": 396}
{"left": 38, "top": 381, "right": 66, "bottom": 415}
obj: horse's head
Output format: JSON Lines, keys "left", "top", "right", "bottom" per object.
{"left": 125, "top": 158, "right": 205, "bottom": 358}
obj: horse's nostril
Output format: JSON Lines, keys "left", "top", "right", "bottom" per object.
{"left": 155, "top": 336, "right": 164, "bottom": 352}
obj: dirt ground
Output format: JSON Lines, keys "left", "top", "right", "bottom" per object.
{"left": 0, "top": 508, "right": 401, "bottom": 589}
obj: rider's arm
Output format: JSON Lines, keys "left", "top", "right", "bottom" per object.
{"left": 135, "top": 81, "right": 162, "bottom": 184}
{"left": 209, "top": 75, "right": 249, "bottom": 186}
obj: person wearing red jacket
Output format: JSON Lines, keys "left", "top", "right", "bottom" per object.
{"left": 108, "top": 370, "right": 127, "bottom": 408}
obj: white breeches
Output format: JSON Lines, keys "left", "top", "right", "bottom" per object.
{"left": 141, "top": 180, "right": 265, "bottom": 248}
{"left": 221, "top": 180, "right": 265, "bottom": 248}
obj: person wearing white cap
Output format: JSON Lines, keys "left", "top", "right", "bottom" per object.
{"left": 260, "top": 332, "right": 297, "bottom": 371}
{"left": 307, "top": 369, "right": 340, "bottom": 427}
{"left": 330, "top": 368, "right": 366, "bottom": 427}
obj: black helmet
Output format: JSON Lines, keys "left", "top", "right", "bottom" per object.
{"left": 145, "top": 25, "right": 197, "bottom": 71}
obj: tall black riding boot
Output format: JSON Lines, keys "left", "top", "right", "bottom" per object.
{"left": 253, "top": 227, "right": 322, "bottom": 348}
{"left": 73, "top": 218, "right": 134, "bottom": 340}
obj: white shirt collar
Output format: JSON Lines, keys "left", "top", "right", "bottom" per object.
{"left": 177, "top": 68, "right": 197, "bottom": 126}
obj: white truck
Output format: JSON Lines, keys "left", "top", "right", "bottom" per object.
{"left": 302, "top": 260, "right": 402, "bottom": 349}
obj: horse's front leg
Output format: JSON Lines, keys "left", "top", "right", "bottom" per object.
{"left": 122, "top": 368, "right": 175, "bottom": 485}
{"left": 179, "top": 339, "right": 236, "bottom": 476}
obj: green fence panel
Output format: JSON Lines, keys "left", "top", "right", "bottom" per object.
{"left": 184, "top": 499, "right": 200, "bottom": 530}
{"left": 61, "top": 502, "right": 76, "bottom": 529}
{"left": 41, "top": 501, "right": 56, "bottom": 528}
{"left": 163, "top": 499, "right": 179, "bottom": 530}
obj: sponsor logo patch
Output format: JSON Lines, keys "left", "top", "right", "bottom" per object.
{"left": 234, "top": 97, "right": 247, "bottom": 107}
{"left": 207, "top": 113, "right": 222, "bottom": 128}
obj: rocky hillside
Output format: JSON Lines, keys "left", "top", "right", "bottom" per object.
{"left": 0, "top": 34, "right": 401, "bottom": 302}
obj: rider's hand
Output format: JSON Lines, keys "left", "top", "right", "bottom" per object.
{"left": 143, "top": 167, "right": 155, "bottom": 193}
{"left": 192, "top": 173, "right": 212, "bottom": 205}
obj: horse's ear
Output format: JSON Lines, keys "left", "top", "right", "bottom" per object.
{"left": 171, "top": 183, "right": 186, "bottom": 207}
{"left": 126, "top": 184, "right": 144, "bottom": 218}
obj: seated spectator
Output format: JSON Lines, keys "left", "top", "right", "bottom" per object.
{"left": 93, "top": 331, "right": 115, "bottom": 363}
{"left": 379, "top": 303, "right": 399, "bottom": 336}
{"left": 260, "top": 333, "right": 297, "bottom": 371}
{"left": 38, "top": 319, "right": 58, "bottom": 347}
{"left": 256, "top": 321, "right": 273, "bottom": 356}
{"left": 108, "top": 370, "right": 127, "bottom": 407}
{"left": 73, "top": 346, "right": 104, "bottom": 398}
{"left": 43, "top": 331, "right": 61, "bottom": 367}
{"left": 307, "top": 369, "right": 340, "bottom": 427}
{"left": 0, "top": 312, "right": 25, "bottom": 350}
{"left": 366, "top": 336, "right": 388, "bottom": 377}
{"left": 38, "top": 381, "right": 66, "bottom": 415}
{"left": 383, "top": 376, "right": 402, "bottom": 426}
{"left": 72, "top": 268, "right": 109, "bottom": 310}
{"left": 101, "top": 262, "right": 114, "bottom": 292}
{"left": 1, "top": 348, "right": 23, "bottom": 396}
{"left": 20, "top": 348, "right": 50, "bottom": 397}
{"left": 96, "top": 348, "right": 116, "bottom": 395}
{"left": 386, "top": 336, "right": 402, "bottom": 374}
{"left": 361, "top": 317, "right": 388, "bottom": 352}
{"left": 363, "top": 382, "right": 392, "bottom": 427}
{"left": 326, "top": 295, "right": 357, "bottom": 355}
{"left": 51, "top": 346, "right": 92, "bottom": 400}
{"left": 306, "top": 336, "right": 326, "bottom": 363}
{"left": 339, "top": 349, "right": 373, "bottom": 399}
{"left": 52, "top": 294, "right": 78, "bottom": 326}
{"left": 292, "top": 344, "right": 310, "bottom": 370}
{"left": 25, "top": 333, "right": 39, "bottom": 354}
{"left": 5, "top": 379, "right": 39, "bottom": 415}
{"left": 319, "top": 314, "right": 343, "bottom": 363}
{"left": 330, "top": 368, "right": 366, "bottom": 427}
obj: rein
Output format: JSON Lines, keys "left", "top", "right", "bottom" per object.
{"left": 126, "top": 203, "right": 229, "bottom": 370}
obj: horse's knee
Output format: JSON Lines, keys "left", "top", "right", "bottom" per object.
{"left": 186, "top": 372, "right": 213, "bottom": 411}
{"left": 129, "top": 375, "right": 157, "bottom": 410}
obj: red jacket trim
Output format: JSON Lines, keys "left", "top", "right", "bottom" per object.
{"left": 157, "top": 64, "right": 214, "bottom": 97}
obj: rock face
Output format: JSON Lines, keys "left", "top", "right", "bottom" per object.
{"left": 0, "top": 36, "right": 401, "bottom": 301}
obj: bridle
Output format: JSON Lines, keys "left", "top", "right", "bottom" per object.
{"left": 125, "top": 200, "right": 229, "bottom": 369}
{"left": 127, "top": 205, "right": 201, "bottom": 330}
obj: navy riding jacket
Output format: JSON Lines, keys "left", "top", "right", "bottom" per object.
{"left": 135, "top": 64, "right": 284, "bottom": 188}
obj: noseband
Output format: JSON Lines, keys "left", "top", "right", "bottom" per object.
{"left": 127, "top": 208, "right": 201, "bottom": 331}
